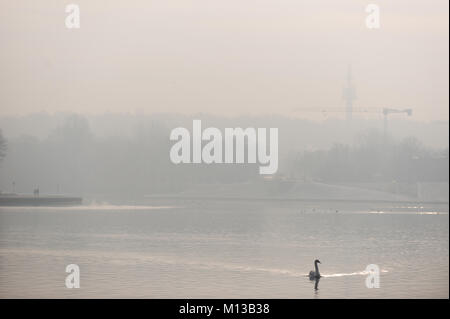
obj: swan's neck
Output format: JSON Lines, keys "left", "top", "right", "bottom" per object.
{"left": 314, "top": 262, "right": 320, "bottom": 275}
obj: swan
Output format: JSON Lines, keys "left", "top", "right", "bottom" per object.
{"left": 309, "top": 259, "right": 321, "bottom": 280}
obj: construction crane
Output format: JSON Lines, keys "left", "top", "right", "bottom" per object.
{"left": 293, "top": 66, "right": 413, "bottom": 139}
{"left": 292, "top": 106, "right": 413, "bottom": 140}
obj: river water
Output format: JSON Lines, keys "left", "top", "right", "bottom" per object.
{"left": 0, "top": 200, "right": 448, "bottom": 298}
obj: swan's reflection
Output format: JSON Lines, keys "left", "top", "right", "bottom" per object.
{"left": 314, "top": 278, "right": 320, "bottom": 291}
{"left": 314, "top": 277, "right": 320, "bottom": 291}
{"left": 312, "top": 277, "right": 320, "bottom": 298}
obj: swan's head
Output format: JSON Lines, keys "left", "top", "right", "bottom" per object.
{"left": 314, "top": 259, "right": 321, "bottom": 264}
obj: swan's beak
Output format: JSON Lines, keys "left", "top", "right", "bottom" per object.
{"left": 318, "top": 260, "right": 321, "bottom": 264}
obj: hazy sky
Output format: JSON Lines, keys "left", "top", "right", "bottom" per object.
{"left": 0, "top": 0, "right": 448, "bottom": 121}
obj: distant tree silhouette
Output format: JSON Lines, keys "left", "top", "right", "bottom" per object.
{"left": 0, "top": 129, "right": 6, "bottom": 161}
{"left": 291, "top": 133, "right": 448, "bottom": 183}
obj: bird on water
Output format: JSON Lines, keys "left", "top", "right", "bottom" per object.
{"left": 309, "top": 259, "right": 321, "bottom": 280}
